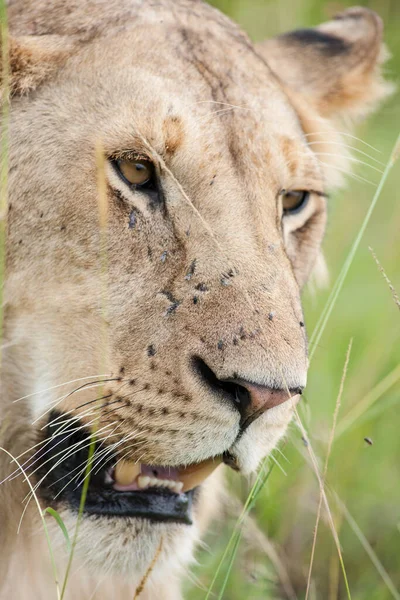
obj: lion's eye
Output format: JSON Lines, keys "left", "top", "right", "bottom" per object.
{"left": 282, "top": 190, "right": 309, "bottom": 215}
{"left": 115, "top": 158, "right": 155, "bottom": 188}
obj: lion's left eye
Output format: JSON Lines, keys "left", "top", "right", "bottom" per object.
{"left": 114, "top": 158, "right": 155, "bottom": 189}
{"left": 282, "top": 190, "right": 309, "bottom": 215}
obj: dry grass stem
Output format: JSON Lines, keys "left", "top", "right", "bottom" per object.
{"left": 133, "top": 537, "right": 164, "bottom": 599}
{"left": 305, "top": 340, "right": 353, "bottom": 599}
{"left": 369, "top": 247, "right": 400, "bottom": 310}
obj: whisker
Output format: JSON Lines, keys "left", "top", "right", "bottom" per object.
{"left": 32, "top": 380, "right": 116, "bottom": 425}
{"left": 306, "top": 141, "right": 386, "bottom": 166}
{"left": 12, "top": 374, "right": 113, "bottom": 404}
{"left": 303, "top": 130, "right": 381, "bottom": 153}
{"left": 313, "top": 152, "right": 384, "bottom": 174}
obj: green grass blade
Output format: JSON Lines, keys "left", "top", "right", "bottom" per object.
{"left": 309, "top": 132, "right": 400, "bottom": 362}
{"left": 43, "top": 507, "right": 71, "bottom": 552}
{"left": 205, "top": 459, "right": 276, "bottom": 599}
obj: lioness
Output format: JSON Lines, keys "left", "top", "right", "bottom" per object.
{"left": 0, "top": 1, "right": 391, "bottom": 598}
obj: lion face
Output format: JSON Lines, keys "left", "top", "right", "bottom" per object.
{"left": 1, "top": 0, "right": 390, "bottom": 591}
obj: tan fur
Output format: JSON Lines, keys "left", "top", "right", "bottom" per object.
{"left": 0, "top": 1, "right": 390, "bottom": 598}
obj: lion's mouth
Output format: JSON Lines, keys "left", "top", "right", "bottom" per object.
{"left": 35, "top": 411, "right": 222, "bottom": 525}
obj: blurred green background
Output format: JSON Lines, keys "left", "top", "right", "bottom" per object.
{"left": 186, "top": 1, "right": 400, "bottom": 599}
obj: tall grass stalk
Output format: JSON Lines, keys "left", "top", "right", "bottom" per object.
{"left": 305, "top": 339, "right": 352, "bottom": 599}
{"left": 309, "top": 131, "right": 400, "bottom": 362}
{"left": 335, "top": 495, "right": 400, "bottom": 600}
{"left": 293, "top": 406, "right": 352, "bottom": 600}
{"left": 204, "top": 459, "right": 276, "bottom": 599}
{"left": 336, "top": 362, "right": 400, "bottom": 439}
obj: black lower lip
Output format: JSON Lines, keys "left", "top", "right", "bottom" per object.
{"left": 67, "top": 486, "right": 194, "bottom": 524}
{"left": 34, "top": 411, "right": 195, "bottom": 525}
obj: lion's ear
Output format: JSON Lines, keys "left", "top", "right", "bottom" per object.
{"left": 257, "top": 7, "right": 393, "bottom": 119}
{"left": 2, "top": 35, "right": 74, "bottom": 96}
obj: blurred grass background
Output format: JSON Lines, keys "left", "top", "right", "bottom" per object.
{"left": 186, "top": 1, "right": 400, "bottom": 598}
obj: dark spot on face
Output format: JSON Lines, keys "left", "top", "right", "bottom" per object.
{"left": 185, "top": 227, "right": 191, "bottom": 237}
{"left": 268, "top": 312, "right": 275, "bottom": 321}
{"left": 300, "top": 321, "right": 305, "bottom": 327}
{"left": 179, "top": 412, "right": 186, "bottom": 419}
{"left": 217, "top": 340, "right": 224, "bottom": 350}
{"left": 128, "top": 210, "right": 137, "bottom": 229}
{"left": 200, "top": 337, "right": 205, "bottom": 344}
{"left": 158, "top": 388, "right": 164, "bottom": 395}
{"left": 143, "top": 383, "right": 150, "bottom": 391}
{"left": 129, "top": 379, "right": 136, "bottom": 385}
{"left": 173, "top": 378, "right": 179, "bottom": 385}
{"left": 119, "top": 367, "right": 125, "bottom": 375}
{"left": 233, "top": 337, "right": 238, "bottom": 346}
{"left": 165, "top": 370, "right": 171, "bottom": 376}
{"left": 147, "top": 246, "right": 153, "bottom": 260}
{"left": 137, "top": 404, "right": 143, "bottom": 413}
{"left": 40, "top": 212, "right": 43, "bottom": 218}
{"left": 150, "top": 363, "right": 156, "bottom": 371}
{"left": 239, "top": 327, "right": 246, "bottom": 340}
{"left": 193, "top": 296, "right": 199, "bottom": 305}
{"left": 162, "top": 407, "right": 169, "bottom": 416}
{"left": 148, "top": 408, "right": 155, "bottom": 416}
{"left": 160, "top": 251, "right": 168, "bottom": 263}
{"left": 195, "top": 282, "right": 208, "bottom": 292}
{"left": 18, "top": 239, "right": 22, "bottom": 245}
{"left": 60, "top": 225, "right": 66, "bottom": 231}
{"left": 147, "top": 345, "right": 156, "bottom": 357}
{"left": 161, "top": 290, "right": 181, "bottom": 315}
{"left": 185, "top": 259, "right": 197, "bottom": 280}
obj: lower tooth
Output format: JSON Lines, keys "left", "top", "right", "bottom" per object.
{"left": 138, "top": 475, "right": 150, "bottom": 489}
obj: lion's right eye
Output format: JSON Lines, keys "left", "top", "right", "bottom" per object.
{"left": 114, "top": 158, "right": 156, "bottom": 190}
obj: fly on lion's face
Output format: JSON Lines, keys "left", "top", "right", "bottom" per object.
{"left": 0, "top": 1, "right": 391, "bottom": 598}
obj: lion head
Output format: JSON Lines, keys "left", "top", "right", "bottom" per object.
{"left": 0, "top": 1, "right": 390, "bottom": 598}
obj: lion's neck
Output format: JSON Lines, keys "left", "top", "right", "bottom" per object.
{"left": 2, "top": 526, "right": 181, "bottom": 600}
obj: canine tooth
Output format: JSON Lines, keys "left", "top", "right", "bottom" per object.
{"left": 137, "top": 475, "right": 150, "bottom": 489}
{"left": 114, "top": 461, "right": 141, "bottom": 486}
{"left": 179, "top": 457, "right": 222, "bottom": 493}
{"left": 174, "top": 481, "right": 184, "bottom": 493}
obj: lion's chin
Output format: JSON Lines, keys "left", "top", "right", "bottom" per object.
{"left": 51, "top": 507, "right": 199, "bottom": 579}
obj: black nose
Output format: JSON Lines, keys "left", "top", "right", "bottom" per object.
{"left": 193, "top": 357, "right": 303, "bottom": 430}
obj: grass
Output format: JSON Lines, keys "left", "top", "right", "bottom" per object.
{"left": 185, "top": 1, "right": 400, "bottom": 599}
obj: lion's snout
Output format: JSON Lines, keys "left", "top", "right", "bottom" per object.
{"left": 192, "top": 356, "right": 303, "bottom": 431}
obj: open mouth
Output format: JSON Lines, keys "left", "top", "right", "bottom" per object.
{"left": 34, "top": 411, "right": 222, "bottom": 525}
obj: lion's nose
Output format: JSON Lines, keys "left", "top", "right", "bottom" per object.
{"left": 230, "top": 379, "right": 303, "bottom": 430}
{"left": 193, "top": 358, "right": 303, "bottom": 430}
